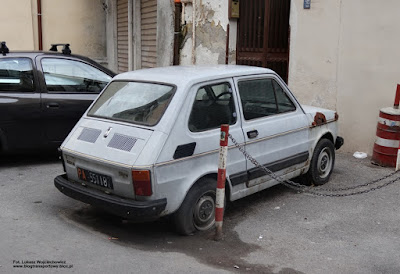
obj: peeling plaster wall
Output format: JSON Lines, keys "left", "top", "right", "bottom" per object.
{"left": 157, "top": 0, "right": 175, "bottom": 67}
{"left": 180, "top": 0, "right": 237, "bottom": 65}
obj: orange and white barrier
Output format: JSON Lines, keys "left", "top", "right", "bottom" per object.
{"left": 372, "top": 84, "right": 400, "bottom": 167}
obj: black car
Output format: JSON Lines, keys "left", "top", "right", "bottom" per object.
{"left": 0, "top": 42, "right": 115, "bottom": 154}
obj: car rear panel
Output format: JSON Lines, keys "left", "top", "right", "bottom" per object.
{"left": 61, "top": 118, "right": 155, "bottom": 199}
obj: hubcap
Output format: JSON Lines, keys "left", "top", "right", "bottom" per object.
{"left": 193, "top": 193, "right": 215, "bottom": 231}
{"left": 317, "top": 148, "right": 332, "bottom": 179}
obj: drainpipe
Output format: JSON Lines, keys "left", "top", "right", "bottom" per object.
{"left": 191, "top": 0, "right": 196, "bottom": 64}
{"left": 173, "top": 0, "right": 182, "bottom": 65}
{"left": 37, "top": 0, "right": 43, "bottom": 50}
{"left": 225, "top": 24, "right": 230, "bottom": 64}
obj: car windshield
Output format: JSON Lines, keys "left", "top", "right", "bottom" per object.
{"left": 88, "top": 81, "right": 175, "bottom": 126}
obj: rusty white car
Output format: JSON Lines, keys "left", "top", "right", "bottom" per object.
{"left": 54, "top": 65, "right": 343, "bottom": 235}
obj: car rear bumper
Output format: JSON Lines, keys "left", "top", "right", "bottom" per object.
{"left": 54, "top": 174, "right": 167, "bottom": 221}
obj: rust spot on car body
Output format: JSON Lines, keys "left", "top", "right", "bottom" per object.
{"left": 312, "top": 112, "right": 327, "bottom": 127}
{"left": 334, "top": 112, "right": 339, "bottom": 121}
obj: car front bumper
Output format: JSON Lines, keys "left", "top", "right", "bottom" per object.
{"left": 335, "top": 136, "right": 344, "bottom": 150}
{"left": 54, "top": 174, "right": 167, "bottom": 221}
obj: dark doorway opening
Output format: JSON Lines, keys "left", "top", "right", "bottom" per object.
{"left": 236, "top": 0, "right": 291, "bottom": 83}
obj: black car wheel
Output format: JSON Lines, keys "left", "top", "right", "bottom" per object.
{"left": 306, "top": 138, "right": 335, "bottom": 186}
{"left": 173, "top": 178, "right": 217, "bottom": 235}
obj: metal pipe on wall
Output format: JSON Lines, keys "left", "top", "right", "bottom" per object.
{"left": 191, "top": 0, "right": 196, "bottom": 64}
{"left": 37, "top": 0, "right": 43, "bottom": 50}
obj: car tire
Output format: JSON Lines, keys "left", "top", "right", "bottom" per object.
{"left": 173, "top": 178, "right": 217, "bottom": 236}
{"left": 306, "top": 138, "right": 335, "bottom": 186}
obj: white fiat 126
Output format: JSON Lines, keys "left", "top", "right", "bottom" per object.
{"left": 55, "top": 65, "right": 343, "bottom": 235}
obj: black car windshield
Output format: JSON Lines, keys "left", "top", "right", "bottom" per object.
{"left": 88, "top": 81, "right": 175, "bottom": 126}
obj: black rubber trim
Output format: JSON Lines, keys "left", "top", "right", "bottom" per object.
{"left": 173, "top": 142, "right": 196, "bottom": 159}
{"left": 230, "top": 151, "right": 309, "bottom": 186}
{"left": 229, "top": 171, "right": 249, "bottom": 187}
{"left": 54, "top": 174, "right": 167, "bottom": 220}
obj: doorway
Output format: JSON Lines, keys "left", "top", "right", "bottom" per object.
{"left": 236, "top": 0, "right": 291, "bottom": 82}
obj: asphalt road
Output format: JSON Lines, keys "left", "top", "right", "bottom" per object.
{"left": 0, "top": 152, "right": 399, "bottom": 273}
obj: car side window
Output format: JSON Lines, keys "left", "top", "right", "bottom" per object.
{"left": 41, "top": 58, "right": 112, "bottom": 93}
{"left": 0, "top": 58, "right": 34, "bottom": 92}
{"left": 238, "top": 78, "right": 295, "bottom": 120}
{"left": 189, "top": 82, "right": 236, "bottom": 132}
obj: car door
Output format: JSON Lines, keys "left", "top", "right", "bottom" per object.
{"left": 36, "top": 56, "right": 112, "bottom": 144}
{"left": 186, "top": 79, "right": 247, "bottom": 186}
{"left": 0, "top": 56, "right": 43, "bottom": 152}
{"left": 234, "top": 74, "right": 310, "bottom": 187}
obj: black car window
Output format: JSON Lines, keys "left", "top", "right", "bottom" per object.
{"left": 238, "top": 78, "right": 277, "bottom": 120}
{"left": 0, "top": 58, "right": 34, "bottom": 92}
{"left": 189, "top": 82, "right": 237, "bottom": 132}
{"left": 41, "top": 58, "right": 112, "bottom": 93}
{"left": 238, "top": 78, "right": 295, "bottom": 120}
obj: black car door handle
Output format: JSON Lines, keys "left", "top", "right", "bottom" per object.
{"left": 46, "top": 103, "right": 59, "bottom": 109}
{"left": 247, "top": 130, "right": 259, "bottom": 139}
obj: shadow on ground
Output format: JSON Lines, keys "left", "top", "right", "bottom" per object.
{"left": 61, "top": 184, "right": 304, "bottom": 274}
{"left": 0, "top": 152, "right": 59, "bottom": 167}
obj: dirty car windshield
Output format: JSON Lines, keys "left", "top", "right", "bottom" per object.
{"left": 88, "top": 81, "right": 175, "bottom": 126}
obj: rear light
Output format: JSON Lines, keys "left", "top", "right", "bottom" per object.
{"left": 132, "top": 170, "right": 152, "bottom": 196}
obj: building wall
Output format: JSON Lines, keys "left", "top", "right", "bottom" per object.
{"left": 0, "top": 0, "right": 35, "bottom": 50}
{"left": 1, "top": 0, "right": 107, "bottom": 63}
{"left": 41, "top": 0, "right": 107, "bottom": 61}
{"left": 180, "top": 0, "right": 400, "bottom": 155}
{"left": 289, "top": 0, "right": 400, "bottom": 154}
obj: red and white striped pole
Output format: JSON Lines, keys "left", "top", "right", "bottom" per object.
{"left": 215, "top": 124, "right": 229, "bottom": 241}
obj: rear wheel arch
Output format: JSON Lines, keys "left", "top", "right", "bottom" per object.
{"left": 184, "top": 173, "right": 231, "bottom": 204}
{"left": 173, "top": 172, "right": 230, "bottom": 235}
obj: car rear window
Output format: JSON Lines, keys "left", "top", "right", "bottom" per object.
{"left": 88, "top": 81, "right": 175, "bottom": 126}
{"left": 0, "top": 58, "right": 34, "bottom": 92}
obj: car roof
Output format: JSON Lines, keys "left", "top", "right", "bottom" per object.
{"left": 1, "top": 51, "right": 116, "bottom": 76}
{"left": 113, "top": 65, "right": 275, "bottom": 87}
{"left": 2, "top": 51, "right": 79, "bottom": 58}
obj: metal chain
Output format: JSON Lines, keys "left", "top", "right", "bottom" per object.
{"left": 228, "top": 134, "right": 400, "bottom": 197}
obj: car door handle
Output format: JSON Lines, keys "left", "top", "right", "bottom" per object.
{"left": 247, "top": 130, "right": 259, "bottom": 139}
{"left": 46, "top": 103, "right": 59, "bottom": 109}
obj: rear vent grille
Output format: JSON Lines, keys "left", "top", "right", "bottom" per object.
{"left": 107, "top": 133, "right": 137, "bottom": 152}
{"left": 78, "top": 128, "right": 101, "bottom": 143}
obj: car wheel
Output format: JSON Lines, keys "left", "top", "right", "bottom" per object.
{"left": 306, "top": 138, "right": 335, "bottom": 186}
{"left": 173, "top": 178, "right": 217, "bottom": 236}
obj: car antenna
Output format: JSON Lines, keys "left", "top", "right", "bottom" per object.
{"left": 0, "top": 41, "right": 9, "bottom": 56}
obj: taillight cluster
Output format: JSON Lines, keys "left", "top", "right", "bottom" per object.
{"left": 132, "top": 170, "right": 152, "bottom": 196}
